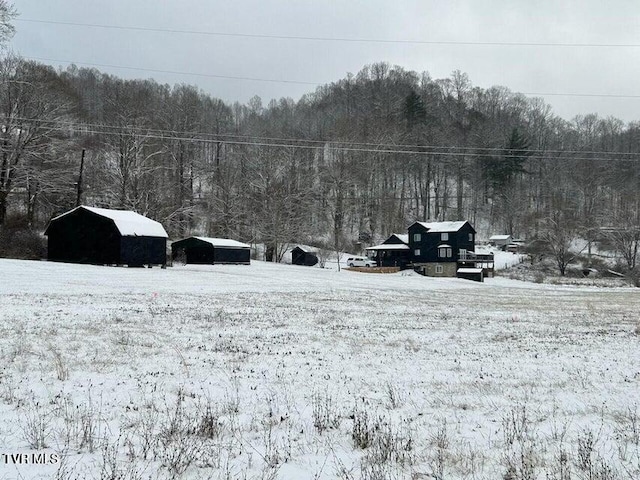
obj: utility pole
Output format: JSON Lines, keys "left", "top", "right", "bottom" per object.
{"left": 76, "top": 149, "right": 85, "bottom": 207}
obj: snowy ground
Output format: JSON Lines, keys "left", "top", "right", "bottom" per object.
{"left": 0, "top": 259, "right": 639, "bottom": 479}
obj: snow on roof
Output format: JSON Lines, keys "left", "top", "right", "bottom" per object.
{"left": 437, "top": 244, "right": 452, "bottom": 248}
{"left": 51, "top": 206, "right": 168, "bottom": 238}
{"left": 366, "top": 244, "right": 410, "bottom": 251}
{"left": 292, "top": 245, "right": 318, "bottom": 253}
{"left": 414, "top": 221, "right": 468, "bottom": 232}
{"left": 457, "top": 268, "right": 483, "bottom": 274}
{"left": 194, "top": 237, "right": 250, "bottom": 248}
{"left": 392, "top": 234, "right": 409, "bottom": 244}
{"left": 490, "top": 234, "right": 512, "bottom": 240}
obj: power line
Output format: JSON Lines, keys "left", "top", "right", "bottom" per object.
{"left": 24, "top": 56, "right": 318, "bottom": 86}
{"left": 16, "top": 18, "right": 640, "bottom": 48}
{"left": 27, "top": 121, "right": 640, "bottom": 163}
{"left": 23, "top": 56, "right": 640, "bottom": 100}
{"left": 13, "top": 116, "right": 640, "bottom": 158}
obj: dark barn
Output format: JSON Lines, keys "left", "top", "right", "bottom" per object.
{"left": 291, "top": 246, "right": 318, "bottom": 266}
{"left": 171, "top": 237, "right": 251, "bottom": 265}
{"left": 44, "top": 206, "right": 168, "bottom": 266}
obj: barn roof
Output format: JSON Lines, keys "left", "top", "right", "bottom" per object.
{"left": 49, "top": 206, "right": 168, "bottom": 238}
{"left": 292, "top": 245, "right": 318, "bottom": 254}
{"left": 413, "top": 221, "right": 469, "bottom": 233}
{"left": 193, "top": 237, "right": 250, "bottom": 248}
{"left": 490, "top": 234, "right": 512, "bottom": 240}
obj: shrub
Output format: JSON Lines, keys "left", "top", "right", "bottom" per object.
{"left": 0, "top": 217, "right": 46, "bottom": 259}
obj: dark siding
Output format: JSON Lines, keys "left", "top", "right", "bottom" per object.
{"left": 408, "top": 222, "right": 476, "bottom": 263}
{"left": 374, "top": 250, "right": 410, "bottom": 268}
{"left": 291, "top": 247, "right": 305, "bottom": 265}
{"left": 457, "top": 270, "right": 484, "bottom": 282}
{"left": 291, "top": 247, "right": 318, "bottom": 266}
{"left": 45, "top": 208, "right": 166, "bottom": 266}
{"left": 172, "top": 237, "right": 250, "bottom": 265}
{"left": 172, "top": 238, "right": 214, "bottom": 264}
{"left": 120, "top": 236, "right": 166, "bottom": 266}
{"left": 46, "top": 209, "right": 120, "bottom": 264}
{"left": 213, "top": 247, "right": 250, "bottom": 264}
{"left": 375, "top": 234, "right": 410, "bottom": 268}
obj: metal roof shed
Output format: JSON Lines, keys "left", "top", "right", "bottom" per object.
{"left": 44, "top": 206, "right": 168, "bottom": 266}
{"left": 171, "top": 236, "right": 251, "bottom": 265}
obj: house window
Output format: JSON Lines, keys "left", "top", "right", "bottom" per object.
{"left": 468, "top": 233, "right": 473, "bottom": 242}
{"left": 435, "top": 265, "right": 443, "bottom": 274}
{"left": 413, "top": 233, "right": 421, "bottom": 242}
{"left": 414, "top": 249, "right": 421, "bottom": 256}
{"left": 441, "top": 232, "right": 448, "bottom": 241}
{"left": 438, "top": 247, "right": 452, "bottom": 258}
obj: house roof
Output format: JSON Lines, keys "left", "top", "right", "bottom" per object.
{"left": 49, "top": 206, "right": 168, "bottom": 238}
{"left": 490, "top": 234, "right": 512, "bottom": 240}
{"left": 412, "top": 221, "right": 469, "bottom": 233}
{"left": 193, "top": 237, "right": 250, "bottom": 248}
{"left": 366, "top": 244, "right": 410, "bottom": 251}
{"left": 390, "top": 233, "right": 409, "bottom": 244}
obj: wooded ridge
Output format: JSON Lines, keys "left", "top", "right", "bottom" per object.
{"left": 0, "top": 57, "right": 638, "bottom": 266}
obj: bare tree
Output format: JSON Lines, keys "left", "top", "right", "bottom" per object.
{"left": 0, "top": 1, "right": 16, "bottom": 49}
{"left": 0, "top": 56, "right": 73, "bottom": 225}
{"left": 602, "top": 226, "right": 640, "bottom": 271}
{"left": 540, "top": 215, "right": 587, "bottom": 276}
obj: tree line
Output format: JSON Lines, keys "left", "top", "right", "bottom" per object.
{"left": 0, "top": 55, "right": 638, "bottom": 272}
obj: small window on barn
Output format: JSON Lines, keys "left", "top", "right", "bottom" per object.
{"left": 413, "top": 233, "right": 421, "bottom": 242}
{"left": 441, "top": 232, "right": 448, "bottom": 241}
{"left": 469, "top": 233, "right": 473, "bottom": 242}
{"left": 414, "top": 248, "right": 421, "bottom": 256}
{"left": 435, "top": 265, "right": 443, "bottom": 274}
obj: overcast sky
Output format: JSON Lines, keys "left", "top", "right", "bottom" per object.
{"left": 10, "top": 0, "right": 640, "bottom": 122}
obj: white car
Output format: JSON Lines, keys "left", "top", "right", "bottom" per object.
{"left": 345, "top": 256, "right": 376, "bottom": 267}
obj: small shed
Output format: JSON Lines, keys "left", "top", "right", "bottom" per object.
{"left": 457, "top": 267, "right": 484, "bottom": 282}
{"left": 291, "top": 246, "right": 318, "bottom": 266}
{"left": 44, "top": 205, "right": 168, "bottom": 266}
{"left": 489, "top": 235, "right": 512, "bottom": 248}
{"left": 171, "top": 237, "right": 250, "bottom": 265}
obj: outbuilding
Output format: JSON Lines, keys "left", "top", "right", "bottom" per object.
{"left": 457, "top": 267, "right": 484, "bottom": 282}
{"left": 171, "top": 237, "right": 250, "bottom": 265}
{"left": 489, "top": 234, "right": 512, "bottom": 249}
{"left": 44, "top": 205, "right": 168, "bottom": 266}
{"left": 291, "top": 246, "right": 318, "bottom": 266}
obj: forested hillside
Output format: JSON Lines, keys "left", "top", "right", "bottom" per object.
{"left": 1, "top": 56, "right": 639, "bottom": 262}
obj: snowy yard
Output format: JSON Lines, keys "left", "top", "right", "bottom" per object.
{"left": 0, "top": 259, "right": 639, "bottom": 479}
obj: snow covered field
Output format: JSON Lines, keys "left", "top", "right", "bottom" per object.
{"left": 0, "top": 259, "right": 639, "bottom": 479}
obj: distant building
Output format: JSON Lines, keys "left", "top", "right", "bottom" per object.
{"left": 365, "top": 233, "right": 410, "bottom": 269}
{"left": 171, "top": 237, "right": 250, "bottom": 265}
{"left": 408, "top": 221, "right": 478, "bottom": 277}
{"left": 456, "top": 267, "right": 484, "bottom": 282}
{"left": 44, "top": 206, "right": 168, "bottom": 266}
{"left": 363, "top": 221, "right": 493, "bottom": 279}
{"left": 489, "top": 234, "right": 512, "bottom": 248}
{"left": 291, "top": 246, "right": 319, "bottom": 266}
